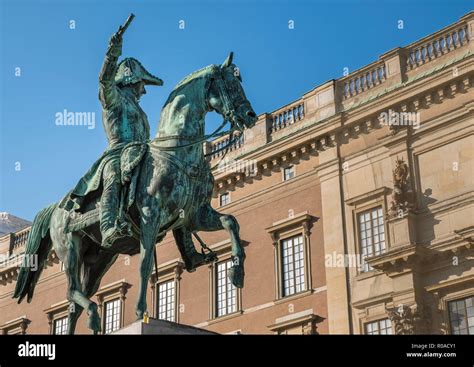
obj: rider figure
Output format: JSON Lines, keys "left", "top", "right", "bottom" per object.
{"left": 99, "top": 27, "right": 163, "bottom": 247}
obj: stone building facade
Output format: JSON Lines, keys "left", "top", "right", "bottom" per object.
{"left": 0, "top": 12, "right": 473, "bottom": 335}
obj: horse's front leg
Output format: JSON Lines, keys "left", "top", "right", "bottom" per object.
{"left": 136, "top": 216, "right": 159, "bottom": 320}
{"left": 195, "top": 204, "right": 245, "bottom": 288}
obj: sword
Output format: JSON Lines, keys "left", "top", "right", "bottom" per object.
{"left": 117, "top": 13, "right": 135, "bottom": 37}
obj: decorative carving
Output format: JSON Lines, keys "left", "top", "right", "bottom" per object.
{"left": 0, "top": 316, "right": 31, "bottom": 335}
{"left": 302, "top": 320, "right": 319, "bottom": 335}
{"left": 388, "top": 157, "right": 414, "bottom": 218}
{"left": 386, "top": 303, "right": 431, "bottom": 334}
{"left": 174, "top": 262, "right": 184, "bottom": 281}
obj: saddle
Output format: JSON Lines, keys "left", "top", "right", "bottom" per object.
{"left": 64, "top": 142, "right": 148, "bottom": 235}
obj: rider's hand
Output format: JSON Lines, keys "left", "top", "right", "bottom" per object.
{"left": 109, "top": 31, "right": 123, "bottom": 47}
{"left": 108, "top": 31, "right": 123, "bottom": 57}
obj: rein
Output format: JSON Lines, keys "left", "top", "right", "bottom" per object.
{"left": 151, "top": 66, "right": 241, "bottom": 162}
{"left": 152, "top": 116, "right": 230, "bottom": 154}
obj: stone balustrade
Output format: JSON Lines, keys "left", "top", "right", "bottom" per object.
{"left": 341, "top": 61, "right": 387, "bottom": 100}
{"left": 208, "top": 12, "right": 473, "bottom": 166}
{"left": 12, "top": 228, "right": 30, "bottom": 250}
{"left": 270, "top": 101, "right": 305, "bottom": 133}
{"left": 208, "top": 133, "right": 244, "bottom": 160}
{"left": 406, "top": 22, "right": 469, "bottom": 71}
{"left": 0, "top": 227, "right": 31, "bottom": 257}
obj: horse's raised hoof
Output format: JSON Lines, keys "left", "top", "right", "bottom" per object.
{"left": 86, "top": 303, "right": 101, "bottom": 334}
{"left": 229, "top": 265, "right": 245, "bottom": 288}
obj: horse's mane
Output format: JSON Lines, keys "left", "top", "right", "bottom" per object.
{"left": 163, "top": 64, "right": 217, "bottom": 107}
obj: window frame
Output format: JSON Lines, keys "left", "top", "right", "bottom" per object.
{"left": 425, "top": 278, "right": 474, "bottom": 335}
{"left": 364, "top": 318, "right": 393, "bottom": 335}
{"left": 448, "top": 295, "right": 474, "bottom": 335}
{"left": 208, "top": 240, "right": 243, "bottom": 321}
{"left": 353, "top": 203, "right": 388, "bottom": 274}
{"left": 151, "top": 260, "right": 183, "bottom": 323}
{"left": 282, "top": 165, "right": 296, "bottom": 181}
{"left": 280, "top": 234, "right": 307, "bottom": 297}
{"left": 103, "top": 297, "right": 122, "bottom": 334}
{"left": 266, "top": 213, "right": 315, "bottom": 301}
{"left": 96, "top": 280, "right": 131, "bottom": 335}
{"left": 53, "top": 315, "right": 69, "bottom": 335}
{"left": 45, "top": 299, "right": 69, "bottom": 335}
{"left": 219, "top": 192, "right": 231, "bottom": 207}
{"left": 156, "top": 279, "right": 177, "bottom": 322}
{"left": 214, "top": 259, "right": 239, "bottom": 318}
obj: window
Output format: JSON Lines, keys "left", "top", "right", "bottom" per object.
{"left": 358, "top": 207, "right": 386, "bottom": 272}
{"left": 53, "top": 316, "right": 68, "bottom": 335}
{"left": 208, "top": 247, "right": 242, "bottom": 320}
{"left": 365, "top": 318, "right": 393, "bottom": 335}
{"left": 157, "top": 280, "right": 175, "bottom": 322}
{"left": 449, "top": 296, "right": 474, "bottom": 335}
{"left": 151, "top": 261, "right": 183, "bottom": 323}
{"left": 103, "top": 298, "right": 121, "bottom": 334}
{"left": 216, "top": 260, "right": 237, "bottom": 317}
{"left": 266, "top": 213, "right": 314, "bottom": 300}
{"left": 219, "top": 192, "right": 230, "bottom": 207}
{"left": 283, "top": 165, "right": 295, "bottom": 181}
{"left": 281, "top": 235, "right": 306, "bottom": 297}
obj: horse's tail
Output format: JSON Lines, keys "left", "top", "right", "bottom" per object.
{"left": 13, "top": 203, "right": 58, "bottom": 303}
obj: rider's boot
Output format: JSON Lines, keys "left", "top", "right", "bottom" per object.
{"left": 100, "top": 165, "right": 123, "bottom": 248}
{"left": 172, "top": 231, "right": 203, "bottom": 272}
{"left": 182, "top": 237, "right": 213, "bottom": 272}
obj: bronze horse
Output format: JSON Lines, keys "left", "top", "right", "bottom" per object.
{"left": 13, "top": 52, "right": 257, "bottom": 334}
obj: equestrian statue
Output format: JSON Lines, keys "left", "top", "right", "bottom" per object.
{"left": 13, "top": 14, "right": 258, "bottom": 334}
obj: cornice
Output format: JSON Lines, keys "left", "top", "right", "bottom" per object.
{"left": 211, "top": 56, "right": 473, "bottom": 192}
{"left": 95, "top": 279, "right": 131, "bottom": 301}
{"left": 352, "top": 292, "right": 394, "bottom": 309}
{"left": 43, "top": 299, "right": 69, "bottom": 315}
{"left": 346, "top": 187, "right": 391, "bottom": 206}
{"left": 425, "top": 274, "right": 474, "bottom": 294}
{"left": 368, "top": 229, "right": 474, "bottom": 276}
{"left": 150, "top": 258, "right": 184, "bottom": 284}
{"left": 265, "top": 212, "right": 315, "bottom": 239}
{"left": 267, "top": 310, "right": 325, "bottom": 333}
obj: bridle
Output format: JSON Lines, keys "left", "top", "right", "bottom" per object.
{"left": 152, "top": 65, "right": 242, "bottom": 157}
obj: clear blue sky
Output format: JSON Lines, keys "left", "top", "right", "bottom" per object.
{"left": 1, "top": 0, "right": 472, "bottom": 220}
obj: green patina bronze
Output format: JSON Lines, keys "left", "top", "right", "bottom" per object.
{"left": 13, "top": 14, "right": 257, "bottom": 334}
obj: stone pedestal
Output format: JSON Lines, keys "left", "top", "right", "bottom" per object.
{"left": 387, "top": 211, "right": 417, "bottom": 248}
{"left": 112, "top": 318, "right": 218, "bottom": 335}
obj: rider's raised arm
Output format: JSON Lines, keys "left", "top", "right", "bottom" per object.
{"left": 98, "top": 32, "right": 122, "bottom": 109}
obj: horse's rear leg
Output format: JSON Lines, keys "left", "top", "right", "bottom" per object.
{"left": 64, "top": 233, "right": 100, "bottom": 334}
{"left": 66, "top": 249, "right": 119, "bottom": 334}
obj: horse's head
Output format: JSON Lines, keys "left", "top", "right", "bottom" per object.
{"left": 208, "top": 52, "right": 258, "bottom": 132}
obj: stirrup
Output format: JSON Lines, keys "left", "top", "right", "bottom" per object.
{"left": 116, "top": 219, "right": 132, "bottom": 236}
